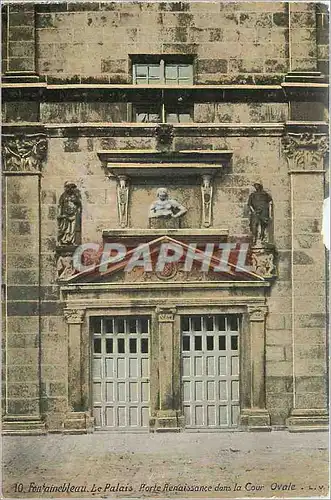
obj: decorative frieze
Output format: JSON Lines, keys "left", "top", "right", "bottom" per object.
{"left": 64, "top": 309, "right": 85, "bottom": 324}
{"left": 282, "top": 133, "right": 329, "bottom": 170}
{"left": 2, "top": 134, "right": 47, "bottom": 174}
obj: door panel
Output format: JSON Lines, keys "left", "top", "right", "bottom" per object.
{"left": 181, "top": 314, "right": 240, "bottom": 429}
{"left": 92, "top": 316, "right": 150, "bottom": 430}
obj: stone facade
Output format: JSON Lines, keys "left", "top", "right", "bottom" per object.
{"left": 1, "top": 1, "right": 329, "bottom": 434}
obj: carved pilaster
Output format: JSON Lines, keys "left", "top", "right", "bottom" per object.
{"left": 201, "top": 174, "right": 213, "bottom": 228}
{"left": 64, "top": 308, "right": 86, "bottom": 413}
{"left": 240, "top": 303, "right": 270, "bottom": 429}
{"left": 2, "top": 134, "right": 47, "bottom": 174}
{"left": 282, "top": 133, "right": 329, "bottom": 171}
{"left": 64, "top": 308, "right": 85, "bottom": 324}
{"left": 116, "top": 175, "right": 130, "bottom": 228}
{"left": 154, "top": 306, "right": 179, "bottom": 430}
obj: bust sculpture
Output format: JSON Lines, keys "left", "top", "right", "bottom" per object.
{"left": 248, "top": 183, "right": 273, "bottom": 245}
{"left": 57, "top": 181, "right": 82, "bottom": 245}
{"left": 149, "top": 187, "right": 187, "bottom": 229}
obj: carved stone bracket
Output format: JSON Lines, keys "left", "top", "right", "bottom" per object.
{"left": 155, "top": 307, "right": 176, "bottom": 322}
{"left": 247, "top": 305, "right": 268, "bottom": 322}
{"left": 64, "top": 309, "right": 85, "bottom": 324}
{"left": 282, "top": 133, "right": 329, "bottom": 170}
{"left": 201, "top": 174, "right": 213, "bottom": 228}
{"left": 250, "top": 244, "right": 276, "bottom": 279}
{"left": 2, "top": 134, "right": 47, "bottom": 174}
{"left": 116, "top": 175, "right": 130, "bottom": 228}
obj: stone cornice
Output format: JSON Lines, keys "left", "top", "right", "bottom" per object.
{"left": 60, "top": 282, "right": 270, "bottom": 295}
{"left": 2, "top": 122, "right": 285, "bottom": 138}
{"left": 2, "top": 122, "right": 327, "bottom": 140}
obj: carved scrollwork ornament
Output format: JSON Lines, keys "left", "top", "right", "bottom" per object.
{"left": 2, "top": 134, "right": 47, "bottom": 173}
{"left": 64, "top": 309, "right": 85, "bottom": 324}
{"left": 247, "top": 305, "right": 268, "bottom": 322}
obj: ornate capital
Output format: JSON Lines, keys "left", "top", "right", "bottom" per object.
{"left": 155, "top": 307, "right": 176, "bottom": 322}
{"left": 64, "top": 308, "right": 85, "bottom": 324}
{"left": 247, "top": 305, "right": 268, "bottom": 322}
{"left": 2, "top": 134, "right": 47, "bottom": 173}
{"left": 282, "top": 133, "right": 329, "bottom": 170}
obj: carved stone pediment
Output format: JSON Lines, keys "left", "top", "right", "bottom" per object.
{"left": 65, "top": 236, "right": 266, "bottom": 285}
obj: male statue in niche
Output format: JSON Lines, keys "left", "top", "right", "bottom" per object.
{"left": 57, "top": 181, "right": 82, "bottom": 245}
{"left": 149, "top": 187, "right": 187, "bottom": 229}
{"left": 248, "top": 183, "right": 273, "bottom": 245}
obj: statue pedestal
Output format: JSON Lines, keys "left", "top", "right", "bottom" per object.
{"left": 149, "top": 217, "right": 180, "bottom": 229}
{"left": 250, "top": 242, "right": 277, "bottom": 279}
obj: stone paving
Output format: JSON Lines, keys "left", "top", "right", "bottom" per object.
{"left": 2, "top": 431, "right": 329, "bottom": 499}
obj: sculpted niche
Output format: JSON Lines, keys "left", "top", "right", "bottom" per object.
{"left": 149, "top": 187, "right": 187, "bottom": 229}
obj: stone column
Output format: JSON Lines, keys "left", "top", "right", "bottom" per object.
{"left": 240, "top": 305, "right": 271, "bottom": 430}
{"left": 154, "top": 306, "right": 181, "bottom": 431}
{"left": 283, "top": 131, "right": 328, "bottom": 431}
{"left": 2, "top": 133, "right": 47, "bottom": 435}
